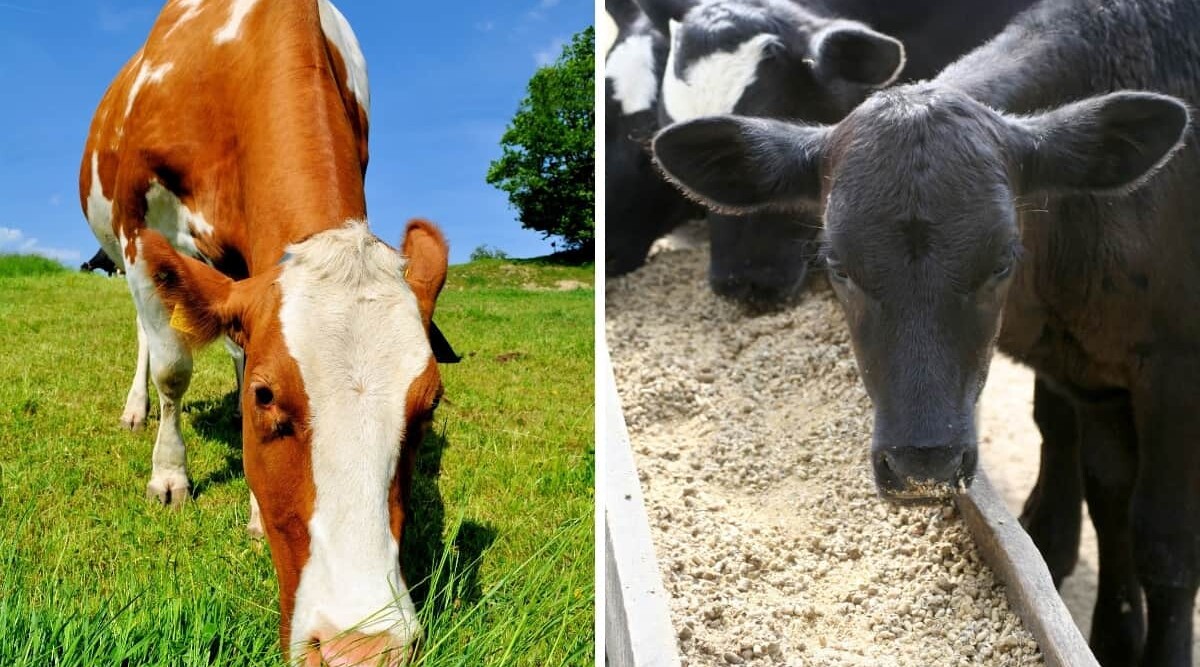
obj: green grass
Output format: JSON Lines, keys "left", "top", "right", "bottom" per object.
{"left": 0, "top": 254, "right": 594, "bottom": 666}
{"left": 0, "top": 253, "right": 67, "bottom": 277}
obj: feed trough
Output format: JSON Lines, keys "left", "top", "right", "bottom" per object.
{"left": 605, "top": 246, "right": 1098, "bottom": 667}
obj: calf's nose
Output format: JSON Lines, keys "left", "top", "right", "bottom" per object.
{"left": 873, "top": 445, "right": 976, "bottom": 501}
{"left": 306, "top": 632, "right": 414, "bottom": 667}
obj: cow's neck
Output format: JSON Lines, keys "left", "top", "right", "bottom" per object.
{"left": 934, "top": 0, "right": 1148, "bottom": 115}
{"left": 228, "top": 3, "right": 367, "bottom": 274}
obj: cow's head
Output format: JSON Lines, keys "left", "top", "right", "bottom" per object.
{"left": 654, "top": 86, "right": 1188, "bottom": 500}
{"left": 648, "top": 0, "right": 905, "bottom": 306}
{"left": 139, "top": 219, "right": 450, "bottom": 665}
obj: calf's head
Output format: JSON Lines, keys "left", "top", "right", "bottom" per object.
{"left": 647, "top": 0, "right": 905, "bottom": 306}
{"left": 139, "top": 219, "right": 450, "bottom": 665}
{"left": 654, "top": 86, "right": 1188, "bottom": 500}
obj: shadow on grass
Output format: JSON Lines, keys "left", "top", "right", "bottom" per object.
{"left": 403, "top": 424, "right": 497, "bottom": 614}
{"left": 188, "top": 390, "right": 244, "bottom": 499}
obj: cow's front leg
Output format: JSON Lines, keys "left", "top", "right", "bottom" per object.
{"left": 1079, "top": 398, "right": 1144, "bottom": 666}
{"left": 145, "top": 329, "right": 193, "bottom": 507}
{"left": 127, "top": 254, "right": 194, "bottom": 508}
{"left": 1132, "top": 370, "right": 1200, "bottom": 667}
{"left": 120, "top": 314, "right": 151, "bottom": 430}
{"left": 246, "top": 491, "right": 264, "bottom": 539}
{"left": 1019, "top": 376, "right": 1083, "bottom": 586}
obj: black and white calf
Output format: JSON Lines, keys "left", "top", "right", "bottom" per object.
{"left": 642, "top": 0, "right": 1033, "bottom": 305}
{"left": 605, "top": 0, "right": 703, "bottom": 276}
{"left": 655, "top": 0, "right": 1200, "bottom": 663}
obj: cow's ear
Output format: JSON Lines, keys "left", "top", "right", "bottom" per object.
{"left": 402, "top": 219, "right": 449, "bottom": 330}
{"left": 811, "top": 23, "right": 904, "bottom": 87}
{"left": 653, "top": 115, "right": 828, "bottom": 214}
{"left": 1011, "top": 91, "right": 1189, "bottom": 195}
{"left": 634, "top": 0, "right": 697, "bottom": 38}
{"left": 137, "top": 230, "right": 248, "bottom": 348}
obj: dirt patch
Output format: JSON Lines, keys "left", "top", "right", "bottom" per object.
{"left": 607, "top": 245, "right": 1044, "bottom": 667}
{"left": 520, "top": 279, "right": 590, "bottom": 291}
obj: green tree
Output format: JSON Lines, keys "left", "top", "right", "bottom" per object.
{"left": 487, "top": 27, "right": 595, "bottom": 252}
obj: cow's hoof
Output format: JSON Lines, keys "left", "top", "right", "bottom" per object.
{"left": 120, "top": 408, "right": 148, "bottom": 431}
{"left": 147, "top": 473, "right": 191, "bottom": 508}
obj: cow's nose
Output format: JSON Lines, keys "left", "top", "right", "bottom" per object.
{"left": 709, "top": 263, "right": 808, "bottom": 310}
{"left": 306, "top": 632, "right": 414, "bottom": 667}
{"left": 873, "top": 445, "right": 976, "bottom": 501}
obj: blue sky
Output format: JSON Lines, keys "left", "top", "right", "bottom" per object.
{"left": 0, "top": 0, "right": 592, "bottom": 265}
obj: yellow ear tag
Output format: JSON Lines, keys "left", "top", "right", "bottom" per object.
{"left": 169, "top": 305, "right": 197, "bottom": 336}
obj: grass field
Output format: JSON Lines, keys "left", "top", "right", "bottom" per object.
{"left": 0, "top": 255, "right": 594, "bottom": 666}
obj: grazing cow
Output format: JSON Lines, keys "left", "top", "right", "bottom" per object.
{"left": 604, "top": 0, "right": 704, "bottom": 276}
{"left": 80, "top": 247, "right": 120, "bottom": 275}
{"left": 634, "top": 0, "right": 1033, "bottom": 305}
{"left": 79, "top": 1, "right": 450, "bottom": 663}
{"left": 653, "top": 0, "right": 1200, "bottom": 663}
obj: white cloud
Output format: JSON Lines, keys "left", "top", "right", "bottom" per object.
{"left": 534, "top": 36, "right": 567, "bottom": 66}
{"left": 0, "top": 226, "right": 81, "bottom": 263}
{"left": 474, "top": 20, "right": 495, "bottom": 32}
{"left": 48, "top": 193, "right": 61, "bottom": 207}
{"left": 539, "top": 0, "right": 560, "bottom": 7}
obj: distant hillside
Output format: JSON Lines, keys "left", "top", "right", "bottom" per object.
{"left": 0, "top": 254, "right": 67, "bottom": 278}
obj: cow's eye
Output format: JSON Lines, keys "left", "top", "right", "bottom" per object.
{"left": 252, "top": 383, "right": 275, "bottom": 407}
{"left": 431, "top": 394, "right": 441, "bottom": 411}
{"left": 991, "top": 261, "right": 1013, "bottom": 281}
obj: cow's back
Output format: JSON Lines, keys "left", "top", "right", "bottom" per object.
{"left": 79, "top": 0, "right": 370, "bottom": 276}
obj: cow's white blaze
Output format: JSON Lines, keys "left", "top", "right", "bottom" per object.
{"left": 144, "top": 180, "right": 213, "bottom": 257}
{"left": 278, "top": 222, "right": 428, "bottom": 651}
{"left": 606, "top": 32, "right": 658, "bottom": 115}
{"left": 662, "top": 23, "right": 777, "bottom": 121}
{"left": 213, "top": 0, "right": 260, "bottom": 44}
{"left": 318, "top": 0, "right": 369, "bottom": 116}
{"left": 124, "top": 61, "right": 174, "bottom": 119}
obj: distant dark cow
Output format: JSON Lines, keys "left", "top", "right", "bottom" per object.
{"left": 654, "top": 0, "right": 1199, "bottom": 663}
{"left": 604, "top": 0, "right": 703, "bottom": 276}
{"left": 637, "top": 0, "right": 1033, "bottom": 305}
{"left": 80, "top": 247, "right": 119, "bottom": 276}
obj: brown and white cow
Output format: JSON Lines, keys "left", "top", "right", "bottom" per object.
{"left": 78, "top": 1, "right": 444, "bottom": 664}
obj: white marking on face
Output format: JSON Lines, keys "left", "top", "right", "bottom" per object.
{"left": 606, "top": 33, "right": 658, "bottom": 115}
{"left": 213, "top": 0, "right": 260, "bottom": 44}
{"left": 86, "top": 152, "right": 123, "bottom": 270}
{"left": 144, "top": 181, "right": 212, "bottom": 258}
{"left": 317, "top": 0, "right": 370, "bottom": 116}
{"left": 124, "top": 61, "right": 174, "bottom": 119}
{"left": 279, "top": 222, "right": 429, "bottom": 652}
{"left": 164, "top": 0, "right": 204, "bottom": 38}
{"left": 661, "top": 23, "right": 778, "bottom": 122}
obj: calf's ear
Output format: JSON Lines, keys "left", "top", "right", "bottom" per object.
{"left": 653, "top": 115, "right": 828, "bottom": 214}
{"left": 812, "top": 23, "right": 905, "bottom": 87}
{"left": 634, "top": 0, "right": 698, "bottom": 38}
{"left": 137, "top": 230, "right": 253, "bottom": 348}
{"left": 1012, "top": 91, "right": 1189, "bottom": 194}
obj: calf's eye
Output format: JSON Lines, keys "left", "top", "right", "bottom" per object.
{"left": 992, "top": 262, "right": 1013, "bottom": 280}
